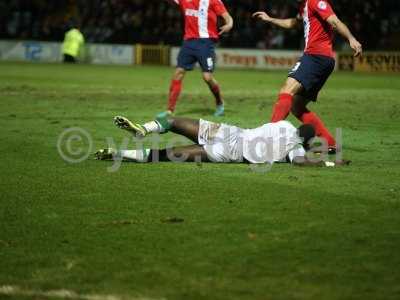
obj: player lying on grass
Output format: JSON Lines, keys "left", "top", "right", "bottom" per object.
{"left": 253, "top": 0, "right": 362, "bottom": 154}
{"left": 95, "top": 115, "right": 349, "bottom": 167}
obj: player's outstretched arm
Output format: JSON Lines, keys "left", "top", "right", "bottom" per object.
{"left": 327, "top": 15, "right": 362, "bottom": 57}
{"left": 219, "top": 12, "right": 234, "bottom": 35}
{"left": 292, "top": 156, "right": 351, "bottom": 167}
{"left": 252, "top": 11, "right": 299, "bottom": 29}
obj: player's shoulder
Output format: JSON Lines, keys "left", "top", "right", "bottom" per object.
{"left": 309, "top": 0, "right": 332, "bottom": 10}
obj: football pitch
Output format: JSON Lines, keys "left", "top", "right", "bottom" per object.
{"left": 1, "top": 61, "right": 400, "bottom": 300}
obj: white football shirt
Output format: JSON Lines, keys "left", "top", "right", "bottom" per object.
{"left": 241, "top": 121, "right": 306, "bottom": 164}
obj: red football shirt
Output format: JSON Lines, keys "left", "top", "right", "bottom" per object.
{"left": 299, "top": 0, "right": 336, "bottom": 57}
{"left": 174, "top": 0, "right": 227, "bottom": 40}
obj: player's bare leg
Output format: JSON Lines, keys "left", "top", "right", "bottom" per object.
{"left": 149, "top": 145, "right": 209, "bottom": 162}
{"left": 202, "top": 72, "right": 224, "bottom": 116}
{"left": 291, "top": 95, "right": 336, "bottom": 152}
{"left": 167, "top": 68, "right": 186, "bottom": 113}
{"left": 149, "top": 115, "right": 200, "bottom": 143}
{"left": 95, "top": 144, "right": 209, "bottom": 163}
{"left": 168, "top": 117, "right": 199, "bottom": 142}
{"left": 99, "top": 115, "right": 209, "bottom": 163}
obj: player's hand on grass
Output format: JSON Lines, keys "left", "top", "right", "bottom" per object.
{"left": 324, "top": 160, "right": 352, "bottom": 167}
{"left": 252, "top": 12, "right": 272, "bottom": 23}
{"left": 334, "top": 159, "right": 352, "bottom": 166}
{"left": 293, "top": 157, "right": 352, "bottom": 167}
{"left": 350, "top": 38, "right": 363, "bottom": 57}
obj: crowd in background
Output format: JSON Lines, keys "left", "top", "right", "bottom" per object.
{"left": 1, "top": 0, "right": 400, "bottom": 50}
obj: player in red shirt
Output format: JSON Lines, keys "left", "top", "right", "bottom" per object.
{"left": 163, "top": 0, "right": 233, "bottom": 116}
{"left": 253, "top": 0, "right": 362, "bottom": 153}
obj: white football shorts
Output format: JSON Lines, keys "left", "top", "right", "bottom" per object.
{"left": 198, "top": 119, "right": 244, "bottom": 163}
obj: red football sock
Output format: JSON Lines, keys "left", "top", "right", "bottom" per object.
{"left": 209, "top": 83, "right": 223, "bottom": 106}
{"left": 299, "top": 111, "right": 336, "bottom": 147}
{"left": 270, "top": 93, "right": 293, "bottom": 122}
{"left": 167, "top": 79, "right": 182, "bottom": 112}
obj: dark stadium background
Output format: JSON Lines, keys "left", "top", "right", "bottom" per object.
{"left": 1, "top": 0, "right": 399, "bottom": 50}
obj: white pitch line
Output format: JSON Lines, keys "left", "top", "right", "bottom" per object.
{"left": 0, "top": 285, "right": 165, "bottom": 300}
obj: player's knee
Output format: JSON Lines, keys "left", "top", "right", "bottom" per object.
{"left": 280, "top": 78, "right": 302, "bottom": 95}
{"left": 280, "top": 84, "right": 294, "bottom": 95}
{"left": 202, "top": 73, "right": 213, "bottom": 84}
{"left": 174, "top": 69, "right": 185, "bottom": 81}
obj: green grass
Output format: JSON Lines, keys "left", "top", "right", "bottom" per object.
{"left": 0, "top": 61, "right": 400, "bottom": 300}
